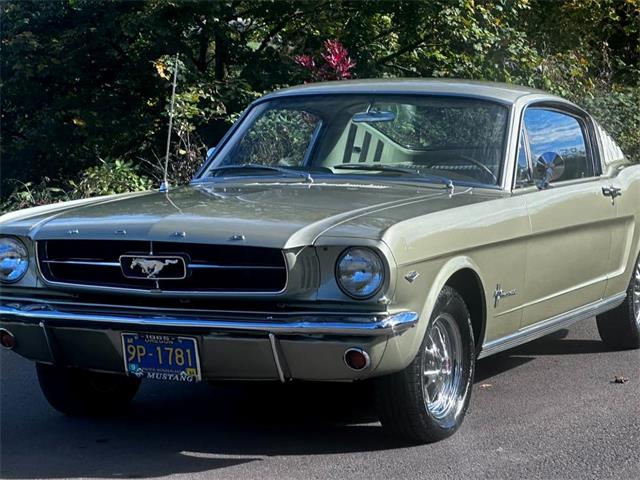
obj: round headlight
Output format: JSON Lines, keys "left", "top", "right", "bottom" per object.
{"left": 336, "top": 247, "right": 385, "bottom": 299}
{"left": 0, "top": 237, "right": 29, "bottom": 283}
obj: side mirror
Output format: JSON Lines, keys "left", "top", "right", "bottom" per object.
{"left": 535, "top": 152, "right": 565, "bottom": 189}
{"left": 206, "top": 147, "right": 217, "bottom": 161}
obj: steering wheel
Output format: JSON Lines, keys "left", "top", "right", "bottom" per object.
{"left": 422, "top": 155, "right": 498, "bottom": 184}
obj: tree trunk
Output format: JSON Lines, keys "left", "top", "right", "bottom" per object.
{"left": 214, "top": 31, "right": 226, "bottom": 81}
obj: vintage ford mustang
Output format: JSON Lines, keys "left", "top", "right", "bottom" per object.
{"left": 1, "top": 79, "right": 638, "bottom": 443}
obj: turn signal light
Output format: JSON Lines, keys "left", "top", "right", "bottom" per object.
{"left": 0, "top": 329, "right": 15, "bottom": 349}
{"left": 344, "top": 348, "right": 370, "bottom": 370}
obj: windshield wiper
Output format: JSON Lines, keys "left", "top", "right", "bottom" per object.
{"left": 208, "top": 164, "right": 313, "bottom": 183}
{"left": 333, "top": 163, "right": 454, "bottom": 190}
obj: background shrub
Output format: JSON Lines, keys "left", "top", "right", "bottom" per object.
{"left": 1, "top": 0, "right": 638, "bottom": 213}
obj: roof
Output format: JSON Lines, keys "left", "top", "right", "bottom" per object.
{"left": 263, "top": 78, "right": 558, "bottom": 104}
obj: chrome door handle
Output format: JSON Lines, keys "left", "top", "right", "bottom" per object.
{"left": 602, "top": 186, "right": 622, "bottom": 204}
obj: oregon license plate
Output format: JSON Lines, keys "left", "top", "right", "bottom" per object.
{"left": 122, "top": 333, "right": 201, "bottom": 382}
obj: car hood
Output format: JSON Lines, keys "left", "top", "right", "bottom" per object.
{"left": 1, "top": 181, "right": 497, "bottom": 249}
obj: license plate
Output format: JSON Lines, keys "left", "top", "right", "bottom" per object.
{"left": 122, "top": 333, "right": 201, "bottom": 382}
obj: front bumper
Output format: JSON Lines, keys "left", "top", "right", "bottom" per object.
{"left": 0, "top": 301, "right": 418, "bottom": 382}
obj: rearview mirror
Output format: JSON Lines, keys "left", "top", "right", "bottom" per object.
{"left": 352, "top": 110, "right": 396, "bottom": 123}
{"left": 206, "top": 147, "right": 217, "bottom": 161}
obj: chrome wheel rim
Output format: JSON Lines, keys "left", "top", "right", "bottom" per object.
{"left": 421, "top": 313, "right": 464, "bottom": 423}
{"left": 633, "top": 257, "right": 640, "bottom": 327}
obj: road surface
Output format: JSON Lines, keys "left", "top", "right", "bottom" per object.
{"left": 1, "top": 319, "right": 638, "bottom": 479}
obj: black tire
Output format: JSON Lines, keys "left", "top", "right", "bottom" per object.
{"left": 375, "top": 286, "right": 475, "bottom": 444}
{"left": 36, "top": 363, "right": 141, "bottom": 416}
{"left": 596, "top": 254, "right": 640, "bottom": 350}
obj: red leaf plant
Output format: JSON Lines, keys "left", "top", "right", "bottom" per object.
{"left": 294, "top": 40, "right": 356, "bottom": 81}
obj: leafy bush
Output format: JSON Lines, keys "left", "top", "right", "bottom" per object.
{"left": 0, "top": 159, "right": 153, "bottom": 214}
{"left": 68, "top": 159, "right": 153, "bottom": 198}
{"left": 579, "top": 86, "right": 640, "bottom": 161}
{"left": 295, "top": 40, "right": 357, "bottom": 81}
{"left": 0, "top": 179, "right": 68, "bottom": 212}
{"left": 2, "top": 0, "right": 638, "bottom": 206}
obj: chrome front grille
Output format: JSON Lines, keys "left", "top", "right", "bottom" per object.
{"left": 37, "top": 240, "right": 287, "bottom": 293}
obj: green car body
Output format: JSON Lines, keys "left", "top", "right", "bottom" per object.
{"left": 1, "top": 80, "right": 639, "bottom": 410}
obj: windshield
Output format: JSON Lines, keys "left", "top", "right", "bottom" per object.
{"left": 201, "top": 95, "right": 509, "bottom": 187}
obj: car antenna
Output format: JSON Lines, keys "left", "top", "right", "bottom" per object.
{"left": 160, "top": 53, "right": 180, "bottom": 193}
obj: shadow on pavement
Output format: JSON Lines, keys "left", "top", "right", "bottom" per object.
{"left": 474, "top": 326, "right": 609, "bottom": 382}
{"left": 0, "top": 324, "right": 610, "bottom": 479}
{"left": 1, "top": 381, "right": 405, "bottom": 479}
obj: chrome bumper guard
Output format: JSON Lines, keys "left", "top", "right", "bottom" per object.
{"left": 0, "top": 303, "right": 418, "bottom": 337}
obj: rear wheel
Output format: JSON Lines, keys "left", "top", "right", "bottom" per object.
{"left": 36, "top": 363, "right": 140, "bottom": 416}
{"left": 596, "top": 254, "right": 640, "bottom": 350}
{"left": 375, "top": 286, "right": 475, "bottom": 443}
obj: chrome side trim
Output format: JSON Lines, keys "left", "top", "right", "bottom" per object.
{"left": 478, "top": 293, "right": 627, "bottom": 359}
{"left": 0, "top": 305, "right": 418, "bottom": 337}
{"left": 268, "top": 333, "right": 286, "bottom": 383}
{"left": 42, "top": 260, "right": 120, "bottom": 267}
{"left": 189, "top": 264, "right": 285, "bottom": 270}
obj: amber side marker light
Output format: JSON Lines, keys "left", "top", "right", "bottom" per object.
{"left": 0, "top": 328, "right": 16, "bottom": 349}
{"left": 344, "top": 348, "right": 370, "bottom": 371}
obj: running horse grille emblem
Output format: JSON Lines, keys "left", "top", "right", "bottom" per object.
{"left": 120, "top": 255, "right": 187, "bottom": 280}
{"left": 132, "top": 258, "right": 178, "bottom": 278}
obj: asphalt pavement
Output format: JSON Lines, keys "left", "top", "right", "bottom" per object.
{"left": 1, "top": 319, "right": 638, "bottom": 480}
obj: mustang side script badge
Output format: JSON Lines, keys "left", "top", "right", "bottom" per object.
{"left": 120, "top": 255, "right": 187, "bottom": 280}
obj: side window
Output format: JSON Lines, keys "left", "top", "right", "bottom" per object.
{"left": 524, "top": 108, "right": 593, "bottom": 185}
{"left": 234, "top": 109, "right": 320, "bottom": 167}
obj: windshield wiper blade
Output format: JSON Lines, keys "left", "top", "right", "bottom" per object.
{"left": 333, "top": 163, "right": 454, "bottom": 189}
{"left": 209, "top": 164, "right": 313, "bottom": 183}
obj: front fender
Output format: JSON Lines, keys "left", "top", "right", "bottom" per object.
{"left": 375, "top": 256, "right": 487, "bottom": 375}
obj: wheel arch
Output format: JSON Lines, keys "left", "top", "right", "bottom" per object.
{"left": 403, "top": 256, "right": 489, "bottom": 363}
{"left": 445, "top": 267, "right": 487, "bottom": 356}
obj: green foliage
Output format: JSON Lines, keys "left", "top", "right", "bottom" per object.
{"left": 1, "top": 0, "right": 638, "bottom": 213}
{"left": 0, "top": 179, "right": 68, "bottom": 212}
{"left": 0, "top": 160, "right": 152, "bottom": 213}
{"left": 580, "top": 86, "right": 640, "bottom": 160}
{"left": 68, "top": 159, "right": 153, "bottom": 198}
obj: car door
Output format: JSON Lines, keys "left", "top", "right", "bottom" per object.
{"left": 598, "top": 123, "right": 640, "bottom": 300}
{"left": 516, "top": 105, "right": 618, "bottom": 327}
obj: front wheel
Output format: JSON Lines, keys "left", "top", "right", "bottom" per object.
{"left": 375, "top": 286, "right": 475, "bottom": 443}
{"left": 596, "top": 254, "right": 640, "bottom": 350}
{"left": 36, "top": 363, "right": 141, "bottom": 416}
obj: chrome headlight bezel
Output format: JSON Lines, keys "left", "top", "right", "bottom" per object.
{"left": 0, "top": 236, "right": 30, "bottom": 284}
{"left": 335, "top": 247, "right": 385, "bottom": 299}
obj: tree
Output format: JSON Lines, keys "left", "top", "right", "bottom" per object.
{"left": 1, "top": 0, "right": 638, "bottom": 208}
